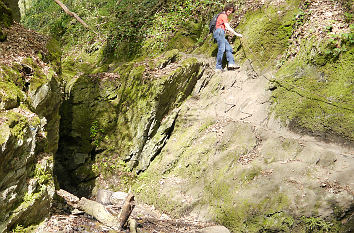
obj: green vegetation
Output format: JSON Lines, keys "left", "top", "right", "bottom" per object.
{"left": 21, "top": 0, "right": 224, "bottom": 63}
{"left": 209, "top": 190, "right": 293, "bottom": 232}
{"left": 1, "top": 110, "right": 40, "bottom": 141}
{"left": 0, "top": 81, "right": 24, "bottom": 109}
{"left": 11, "top": 225, "right": 33, "bottom": 233}
{"left": 239, "top": 166, "right": 261, "bottom": 183}
{"left": 45, "top": 37, "right": 62, "bottom": 73}
{"left": 90, "top": 120, "right": 105, "bottom": 146}
{"left": 34, "top": 161, "right": 53, "bottom": 186}
{"left": 198, "top": 118, "right": 215, "bottom": 132}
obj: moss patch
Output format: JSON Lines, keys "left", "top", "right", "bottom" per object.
{"left": 165, "top": 32, "right": 196, "bottom": 52}
{"left": 271, "top": 40, "right": 354, "bottom": 141}
{"left": 207, "top": 188, "right": 293, "bottom": 232}
{"left": 44, "top": 38, "right": 62, "bottom": 74}
{"left": 235, "top": 0, "right": 302, "bottom": 70}
{"left": 5, "top": 111, "right": 30, "bottom": 141}
{"left": 0, "top": 81, "right": 24, "bottom": 110}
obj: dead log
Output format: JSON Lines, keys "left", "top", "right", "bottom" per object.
{"left": 53, "top": 0, "right": 90, "bottom": 29}
{"left": 57, "top": 189, "right": 136, "bottom": 230}
{"left": 118, "top": 193, "right": 135, "bottom": 229}
{"left": 56, "top": 189, "right": 80, "bottom": 207}
{"left": 129, "top": 219, "right": 137, "bottom": 233}
{"left": 78, "top": 197, "right": 120, "bottom": 229}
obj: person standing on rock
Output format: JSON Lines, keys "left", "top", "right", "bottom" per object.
{"left": 214, "top": 3, "right": 243, "bottom": 72}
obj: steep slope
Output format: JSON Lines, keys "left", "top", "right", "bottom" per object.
{"left": 133, "top": 59, "right": 353, "bottom": 232}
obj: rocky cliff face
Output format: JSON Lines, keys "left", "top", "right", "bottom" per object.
{"left": 1, "top": 0, "right": 353, "bottom": 232}
{"left": 55, "top": 50, "right": 205, "bottom": 196}
{"left": 127, "top": 1, "right": 353, "bottom": 231}
{"left": 0, "top": 19, "right": 62, "bottom": 232}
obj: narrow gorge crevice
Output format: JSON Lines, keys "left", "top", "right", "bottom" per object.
{"left": 53, "top": 53, "right": 205, "bottom": 197}
{"left": 54, "top": 81, "right": 99, "bottom": 197}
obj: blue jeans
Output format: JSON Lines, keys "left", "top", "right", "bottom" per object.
{"left": 213, "top": 28, "right": 235, "bottom": 69}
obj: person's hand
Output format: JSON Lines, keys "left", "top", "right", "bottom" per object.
{"left": 235, "top": 32, "right": 243, "bottom": 38}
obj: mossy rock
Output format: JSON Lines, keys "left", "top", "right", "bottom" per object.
{"left": 194, "top": 36, "right": 218, "bottom": 57}
{"left": 0, "top": 107, "right": 54, "bottom": 232}
{"left": 0, "top": 81, "right": 24, "bottom": 110}
{"left": 0, "top": 64, "right": 23, "bottom": 86}
{"left": 3, "top": 156, "right": 55, "bottom": 233}
{"left": 235, "top": 0, "right": 301, "bottom": 70}
{"left": 272, "top": 42, "right": 354, "bottom": 142}
{"left": 165, "top": 32, "right": 196, "bottom": 52}
{"left": 44, "top": 37, "right": 62, "bottom": 74}
{"left": 155, "top": 49, "right": 180, "bottom": 69}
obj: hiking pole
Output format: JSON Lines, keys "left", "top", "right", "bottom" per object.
{"left": 239, "top": 37, "right": 260, "bottom": 79}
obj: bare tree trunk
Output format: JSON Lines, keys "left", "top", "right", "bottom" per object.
{"left": 118, "top": 193, "right": 135, "bottom": 229}
{"left": 53, "top": 0, "right": 90, "bottom": 29}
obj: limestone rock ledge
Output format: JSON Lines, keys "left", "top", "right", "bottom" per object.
{"left": 0, "top": 73, "right": 60, "bottom": 232}
{"left": 0, "top": 23, "right": 62, "bottom": 231}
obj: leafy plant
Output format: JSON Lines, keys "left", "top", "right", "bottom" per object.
{"left": 301, "top": 216, "right": 333, "bottom": 232}
{"left": 323, "top": 31, "right": 354, "bottom": 61}
{"left": 326, "top": 25, "right": 333, "bottom": 32}
{"left": 11, "top": 225, "right": 26, "bottom": 233}
{"left": 90, "top": 120, "right": 105, "bottom": 146}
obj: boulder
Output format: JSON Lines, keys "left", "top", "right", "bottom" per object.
{"left": 96, "top": 189, "right": 113, "bottom": 205}
{"left": 110, "top": 191, "right": 128, "bottom": 206}
{"left": 96, "top": 189, "right": 128, "bottom": 206}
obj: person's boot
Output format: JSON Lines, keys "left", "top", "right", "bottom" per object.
{"left": 228, "top": 64, "right": 240, "bottom": 70}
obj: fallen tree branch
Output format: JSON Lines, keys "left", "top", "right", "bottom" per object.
{"left": 118, "top": 193, "right": 135, "bottom": 229}
{"left": 53, "top": 0, "right": 90, "bottom": 29}
{"left": 56, "top": 189, "right": 80, "bottom": 208}
{"left": 78, "top": 197, "right": 121, "bottom": 229}
{"left": 57, "top": 189, "right": 135, "bottom": 230}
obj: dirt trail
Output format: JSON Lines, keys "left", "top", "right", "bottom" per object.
{"left": 191, "top": 59, "right": 353, "bottom": 156}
